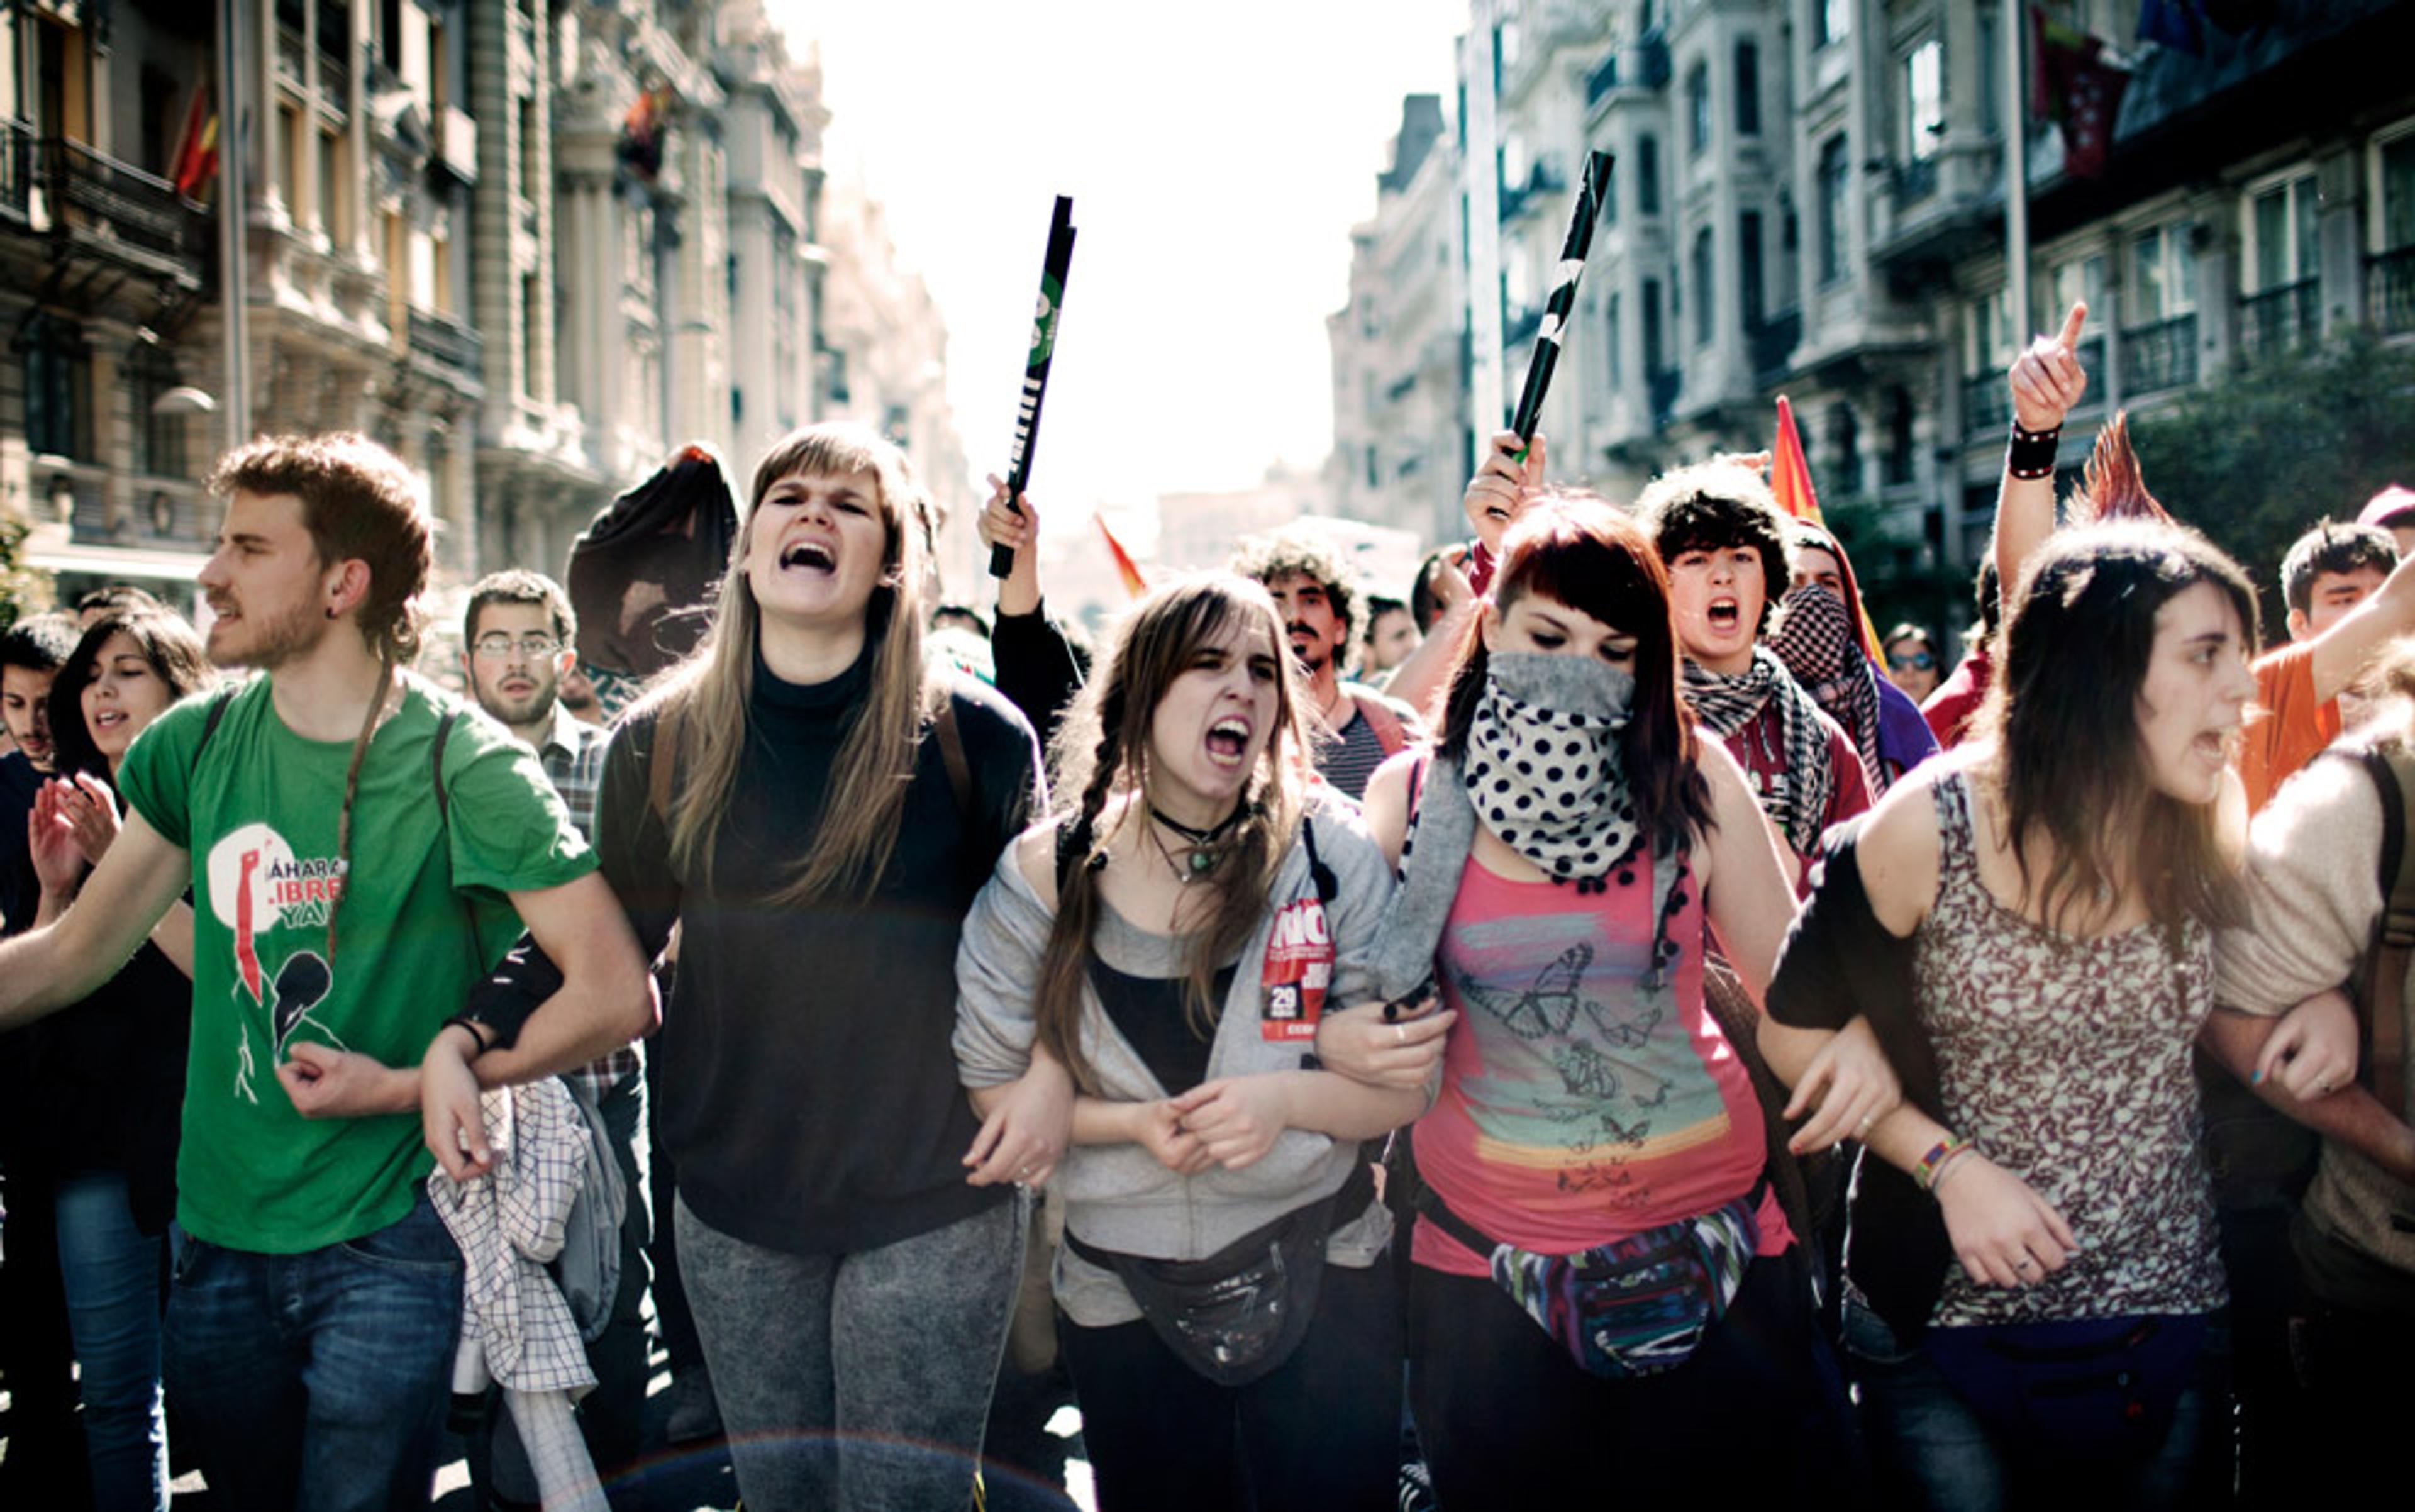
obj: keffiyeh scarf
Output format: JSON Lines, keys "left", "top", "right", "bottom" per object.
{"left": 1682, "top": 643, "right": 1836, "bottom": 855}
{"left": 1768, "top": 583, "right": 1889, "bottom": 795}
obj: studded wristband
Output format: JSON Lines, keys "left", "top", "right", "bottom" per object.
{"left": 2006, "top": 422, "right": 2061, "bottom": 481}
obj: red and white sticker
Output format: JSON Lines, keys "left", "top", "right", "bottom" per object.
{"left": 1260, "top": 896, "right": 1334, "bottom": 1041}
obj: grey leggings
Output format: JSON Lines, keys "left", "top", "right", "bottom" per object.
{"left": 674, "top": 1192, "right": 1028, "bottom": 1512}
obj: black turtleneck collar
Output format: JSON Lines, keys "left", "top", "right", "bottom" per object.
{"left": 750, "top": 632, "right": 875, "bottom": 721}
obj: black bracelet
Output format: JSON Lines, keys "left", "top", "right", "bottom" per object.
{"left": 439, "top": 1013, "right": 496, "bottom": 1058}
{"left": 2007, "top": 421, "right": 2061, "bottom": 480}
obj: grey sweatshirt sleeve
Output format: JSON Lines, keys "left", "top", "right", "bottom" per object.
{"left": 1313, "top": 796, "right": 1397, "bottom": 1013}
{"left": 2212, "top": 753, "right": 2384, "bottom": 1017}
{"left": 952, "top": 840, "right": 1051, "bottom": 1089}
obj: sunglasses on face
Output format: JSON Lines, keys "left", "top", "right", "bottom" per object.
{"left": 1887, "top": 649, "right": 1935, "bottom": 672}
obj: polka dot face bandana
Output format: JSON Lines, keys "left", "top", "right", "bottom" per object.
{"left": 1463, "top": 652, "right": 1641, "bottom": 885}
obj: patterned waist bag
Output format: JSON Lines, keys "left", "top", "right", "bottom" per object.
{"left": 1416, "top": 1179, "right": 1763, "bottom": 1379}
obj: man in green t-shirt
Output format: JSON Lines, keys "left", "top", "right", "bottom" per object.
{"left": 0, "top": 434, "right": 654, "bottom": 1512}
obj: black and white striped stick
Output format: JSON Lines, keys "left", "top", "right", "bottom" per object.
{"left": 1507, "top": 151, "right": 1614, "bottom": 444}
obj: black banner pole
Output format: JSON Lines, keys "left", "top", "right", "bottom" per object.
{"left": 989, "top": 196, "right": 1077, "bottom": 579}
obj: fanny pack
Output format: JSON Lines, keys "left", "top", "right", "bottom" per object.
{"left": 1416, "top": 1179, "right": 1764, "bottom": 1379}
{"left": 1923, "top": 1313, "right": 2209, "bottom": 1464}
{"left": 1063, "top": 1160, "right": 1377, "bottom": 1387}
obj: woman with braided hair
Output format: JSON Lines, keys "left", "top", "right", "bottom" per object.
{"left": 955, "top": 574, "right": 1424, "bottom": 1512}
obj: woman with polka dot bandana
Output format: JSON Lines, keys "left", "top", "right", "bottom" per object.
{"left": 1315, "top": 499, "right": 1891, "bottom": 1504}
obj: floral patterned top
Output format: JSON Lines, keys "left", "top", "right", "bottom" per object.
{"left": 1916, "top": 770, "right": 2227, "bottom": 1326}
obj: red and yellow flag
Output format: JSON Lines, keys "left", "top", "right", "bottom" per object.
{"left": 170, "top": 83, "right": 219, "bottom": 200}
{"left": 1093, "top": 512, "right": 1148, "bottom": 599}
{"left": 1772, "top": 396, "right": 1885, "bottom": 662}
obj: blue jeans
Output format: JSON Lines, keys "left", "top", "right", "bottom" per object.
{"left": 1843, "top": 1301, "right": 2221, "bottom": 1512}
{"left": 54, "top": 1171, "right": 170, "bottom": 1512}
{"left": 164, "top": 1189, "right": 463, "bottom": 1512}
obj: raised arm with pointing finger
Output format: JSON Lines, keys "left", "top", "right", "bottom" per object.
{"left": 1992, "top": 302, "right": 2090, "bottom": 605}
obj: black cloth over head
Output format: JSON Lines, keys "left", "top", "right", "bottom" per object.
{"left": 567, "top": 443, "right": 740, "bottom": 679}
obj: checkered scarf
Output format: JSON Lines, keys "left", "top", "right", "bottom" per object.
{"left": 1768, "top": 584, "right": 1889, "bottom": 794}
{"left": 1682, "top": 643, "right": 1836, "bottom": 854}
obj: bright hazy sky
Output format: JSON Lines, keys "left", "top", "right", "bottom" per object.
{"left": 769, "top": 1, "right": 1469, "bottom": 529}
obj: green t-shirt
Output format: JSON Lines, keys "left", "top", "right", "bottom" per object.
{"left": 117, "top": 673, "right": 596, "bottom": 1252}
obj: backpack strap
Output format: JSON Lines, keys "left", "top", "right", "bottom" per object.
{"left": 934, "top": 697, "right": 975, "bottom": 829}
{"left": 1350, "top": 691, "right": 1409, "bottom": 758}
{"left": 2358, "top": 745, "right": 2415, "bottom": 1119}
{"left": 647, "top": 699, "right": 686, "bottom": 828}
{"left": 191, "top": 685, "right": 238, "bottom": 772}
{"left": 1300, "top": 814, "right": 1337, "bottom": 904}
{"left": 429, "top": 710, "right": 460, "bottom": 827}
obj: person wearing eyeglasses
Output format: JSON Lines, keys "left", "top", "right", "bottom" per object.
{"left": 457, "top": 569, "right": 652, "bottom": 1497}
{"left": 1882, "top": 625, "right": 1941, "bottom": 704}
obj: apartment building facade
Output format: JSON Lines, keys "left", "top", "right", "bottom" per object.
{"left": 4, "top": 0, "right": 970, "bottom": 610}
{"left": 1333, "top": 0, "right": 2415, "bottom": 587}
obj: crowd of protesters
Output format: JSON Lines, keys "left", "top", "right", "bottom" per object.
{"left": 0, "top": 301, "right": 2412, "bottom": 1512}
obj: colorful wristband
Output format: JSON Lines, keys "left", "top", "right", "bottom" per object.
{"left": 1927, "top": 1146, "right": 1978, "bottom": 1197}
{"left": 1915, "top": 1133, "right": 1975, "bottom": 1192}
{"left": 2007, "top": 422, "right": 2061, "bottom": 480}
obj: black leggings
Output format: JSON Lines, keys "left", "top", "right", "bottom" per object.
{"left": 1406, "top": 1248, "right": 1865, "bottom": 1506}
{"left": 1057, "top": 1259, "right": 1400, "bottom": 1512}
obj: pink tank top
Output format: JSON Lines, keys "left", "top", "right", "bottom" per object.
{"left": 1409, "top": 848, "right": 1790, "bottom": 1276}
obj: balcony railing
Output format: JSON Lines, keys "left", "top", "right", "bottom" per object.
{"left": 1648, "top": 367, "right": 1680, "bottom": 426}
{"left": 1635, "top": 33, "right": 1671, "bottom": 90}
{"left": 1892, "top": 155, "right": 1938, "bottom": 209}
{"left": 1750, "top": 311, "right": 1800, "bottom": 382}
{"left": 2121, "top": 313, "right": 2198, "bottom": 396}
{"left": 1497, "top": 158, "right": 1567, "bottom": 223}
{"left": 319, "top": 46, "right": 351, "bottom": 112}
{"left": 2075, "top": 333, "right": 2106, "bottom": 383}
{"left": 2237, "top": 279, "right": 2318, "bottom": 360}
{"left": 1586, "top": 50, "right": 1621, "bottom": 105}
{"left": 2370, "top": 246, "right": 2415, "bottom": 335}
{"left": 407, "top": 306, "right": 484, "bottom": 379}
{"left": 0, "top": 118, "right": 31, "bottom": 223}
{"left": 1963, "top": 371, "right": 2009, "bottom": 434}
{"left": 21, "top": 136, "right": 206, "bottom": 279}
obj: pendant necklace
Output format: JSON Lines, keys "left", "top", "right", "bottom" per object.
{"left": 1149, "top": 803, "right": 1246, "bottom": 882}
